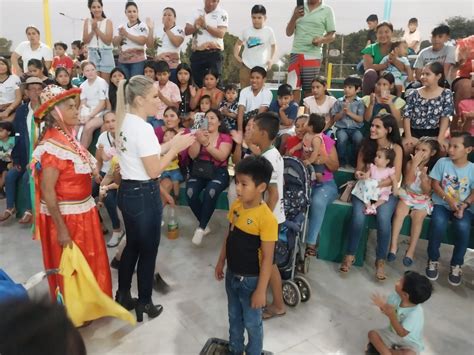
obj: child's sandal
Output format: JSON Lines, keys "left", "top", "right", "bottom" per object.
{"left": 375, "top": 259, "right": 386, "bottom": 281}
{"left": 339, "top": 255, "right": 355, "bottom": 273}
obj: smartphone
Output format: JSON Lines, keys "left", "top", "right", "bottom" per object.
{"left": 381, "top": 89, "right": 390, "bottom": 99}
{"left": 297, "top": 0, "right": 304, "bottom": 7}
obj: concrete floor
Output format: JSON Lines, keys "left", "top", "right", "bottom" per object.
{"left": 1, "top": 199, "right": 473, "bottom": 355}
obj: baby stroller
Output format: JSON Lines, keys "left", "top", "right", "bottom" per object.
{"left": 275, "top": 156, "right": 312, "bottom": 307}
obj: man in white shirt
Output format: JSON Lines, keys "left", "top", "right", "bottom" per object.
{"left": 11, "top": 26, "right": 53, "bottom": 76}
{"left": 184, "top": 0, "right": 229, "bottom": 87}
{"left": 237, "top": 66, "right": 273, "bottom": 131}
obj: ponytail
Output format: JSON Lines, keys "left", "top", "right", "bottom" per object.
{"left": 115, "top": 79, "right": 127, "bottom": 147}
{"left": 115, "top": 75, "right": 155, "bottom": 148}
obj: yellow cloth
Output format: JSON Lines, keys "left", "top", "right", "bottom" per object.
{"left": 164, "top": 156, "right": 179, "bottom": 172}
{"left": 60, "top": 243, "right": 136, "bottom": 327}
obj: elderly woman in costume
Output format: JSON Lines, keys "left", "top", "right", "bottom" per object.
{"left": 31, "top": 85, "right": 112, "bottom": 303}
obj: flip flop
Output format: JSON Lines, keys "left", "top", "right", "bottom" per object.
{"left": 19, "top": 210, "right": 33, "bottom": 224}
{"left": 0, "top": 208, "right": 15, "bottom": 222}
{"left": 262, "top": 308, "right": 286, "bottom": 320}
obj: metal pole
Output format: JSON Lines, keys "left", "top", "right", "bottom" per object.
{"left": 340, "top": 35, "right": 344, "bottom": 78}
{"left": 278, "top": 63, "right": 281, "bottom": 84}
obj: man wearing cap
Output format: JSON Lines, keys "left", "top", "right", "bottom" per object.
{"left": 184, "top": 0, "right": 229, "bottom": 87}
{"left": 0, "top": 77, "right": 44, "bottom": 223}
{"left": 31, "top": 85, "right": 112, "bottom": 302}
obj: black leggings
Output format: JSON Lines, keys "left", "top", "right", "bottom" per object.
{"left": 117, "top": 179, "right": 162, "bottom": 304}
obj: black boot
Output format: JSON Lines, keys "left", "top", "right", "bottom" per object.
{"left": 115, "top": 290, "right": 137, "bottom": 311}
{"left": 135, "top": 303, "right": 163, "bottom": 322}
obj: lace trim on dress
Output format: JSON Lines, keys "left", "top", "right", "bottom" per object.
{"left": 33, "top": 140, "right": 97, "bottom": 175}
{"left": 40, "top": 196, "right": 96, "bottom": 215}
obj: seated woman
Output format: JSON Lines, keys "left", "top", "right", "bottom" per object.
{"left": 154, "top": 107, "right": 191, "bottom": 198}
{"left": 361, "top": 22, "right": 394, "bottom": 95}
{"left": 340, "top": 114, "right": 403, "bottom": 281}
{"left": 303, "top": 130, "right": 340, "bottom": 257}
{"left": 79, "top": 61, "right": 108, "bottom": 149}
{"left": 403, "top": 62, "right": 454, "bottom": 154}
{"left": 0, "top": 58, "right": 22, "bottom": 122}
{"left": 451, "top": 35, "right": 474, "bottom": 131}
{"left": 186, "top": 109, "right": 232, "bottom": 246}
{"left": 362, "top": 73, "right": 405, "bottom": 127}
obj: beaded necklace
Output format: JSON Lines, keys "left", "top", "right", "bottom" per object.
{"left": 54, "top": 125, "right": 95, "bottom": 176}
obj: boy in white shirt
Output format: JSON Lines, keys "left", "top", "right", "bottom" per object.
{"left": 237, "top": 66, "right": 273, "bottom": 131}
{"left": 402, "top": 18, "right": 421, "bottom": 55}
{"left": 234, "top": 5, "right": 277, "bottom": 89}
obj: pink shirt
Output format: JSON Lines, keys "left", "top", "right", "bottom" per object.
{"left": 154, "top": 80, "right": 181, "bottom": 120}
{"left": 321, "top": 134, "right": 336, "bottom": 182}
{"left": 370, "top": 163, "right": 395, "bottom": 199}
{"left": 199, "top": 133, "right": 232, "bottom": 167}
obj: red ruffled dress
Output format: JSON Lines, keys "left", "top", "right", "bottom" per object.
{"left": 32, "top": 128, "right": 112, "bottom": 299}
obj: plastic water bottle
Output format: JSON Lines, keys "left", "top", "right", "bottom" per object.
{"left": 166, "top": 206, "right": 179, "bottom": 240}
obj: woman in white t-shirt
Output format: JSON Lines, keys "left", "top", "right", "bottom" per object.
{"left": 79, "top": 61, "right": 108, "bottom": 148}
{"left": 113, "top": 1, "right": 148, "bottom": 79}
{"left": 82, "top": 0, "right": 114, "bottom": 82}
{"left": 0, "top": 58, "right": 22, "bottom": 122}
{"left": 303, "top": 76, "right": 337, "bottom": 131}
{"left": 146, "top": 8, "right": 185, "bottom": 83}
{"left": 114, "top": 75, "right": 194, "bottom": 321}
{"left": 11, "top": 26, "right": 53, "bottom": 77}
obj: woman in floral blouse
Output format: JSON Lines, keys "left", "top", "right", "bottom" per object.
{"left": 403, "top": 62, "right": 454, "bottom": 154}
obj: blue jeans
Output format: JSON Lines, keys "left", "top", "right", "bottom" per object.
{"left": 92, "top": 171, "right": 120, "bottom": 230}
{"left": 225, "top": 270, "right": 263, "bottom": 355}
{"left": 117, "top": 179, "right": 162, "bottom": 304}
{"left": 5, "top": 167, "right": 31, "bottom": 210}
{"left": 306, "top": 180, "right": 338, "bottom": 245}
{"left": 186, "top": 167, "right": 229, "bottom": 229}
{"left": 427, "top": 205, "right": 472, "bottom": 266}
{"left": 119, "top": 61, "right": 145, "bottom": 79}
{"left": 336, "top": 128, "right": 364, "bottom": 166}
{"left": 346, "top": 195, "right": 397, "bottom": 260}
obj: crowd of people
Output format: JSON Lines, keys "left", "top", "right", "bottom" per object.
{"left": 0, "top": 0, "right": 473, "bottom": 354}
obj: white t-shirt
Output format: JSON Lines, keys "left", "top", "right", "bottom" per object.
{"left": 14, "top": 41, "right": 53, "bottom": 72}
{"left": 0, "top": 75, "right": 21, "bottom": 105}
{"left": 402, "top": 28, "right": 421, "bottom": 53}
{"left": 303, "top": 95, "right": 337, "bottom": 115}
{"left": 96, "top": 131, "right": 116, "bottom": 173}
{"left": 188, "top": 6, "right": 229, "bottom": 51}
{"left": 80, "top": 77, "right": 108, "bottom": 111}
{"left": 155, "top": 26, "right": 185, "bottom": 55}
{"left": 118, "top": 113, "right": 161, "bottom": 181}
{"left": 117, "top": 22, "right": 149, "bottom": 51}
{"left": 262, "top": 147, "right": 285, "bottom": 224}
{"left": 240, "top": 26, "right": 276, "bottom": 69}
{"left": 238, "top": 86, "right": 273, "bottom": 113}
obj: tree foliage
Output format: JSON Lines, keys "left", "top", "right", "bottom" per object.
{"left": 181, "top": 32, "right": 241, "bottom": 85}
{"left": 0, "top": 37, "right": 12, "bottom": 56}
{"left": 445, "top": 16, "right": 474, "bottom": 39}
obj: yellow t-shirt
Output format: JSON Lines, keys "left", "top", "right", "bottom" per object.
{"left": 164, "top": 156, "right": 179, "bottom": 172}
{"left": 226, "top": 199, "right": 278, "bottom": 276}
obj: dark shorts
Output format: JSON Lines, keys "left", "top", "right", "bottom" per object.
{"left": 0, "top": 160, "right": 10, "bottom": 174}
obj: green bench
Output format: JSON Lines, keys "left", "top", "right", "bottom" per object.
{"left": 316, "top": 170, "right": 474, "bottom": 266}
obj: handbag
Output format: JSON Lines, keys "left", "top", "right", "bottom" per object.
{"left": 339, "top": 180, "right": 356, "bottom": 203}
{"left": 191, "top": 159, "right": 216, "bottom": 180}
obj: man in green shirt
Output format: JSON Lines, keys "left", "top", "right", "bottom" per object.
{"left": 286, "top": 0, "right": 336, "bottom": 103}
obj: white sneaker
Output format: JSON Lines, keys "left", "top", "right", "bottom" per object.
{"left": 107, "top": 231, "right": 124, "bottom": 248}
{"left": 203, "top": 226, "right": 211, "bottom": 236}
{"left": 192, "top": 228, "right": 205, "bottom": 246}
